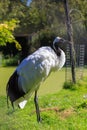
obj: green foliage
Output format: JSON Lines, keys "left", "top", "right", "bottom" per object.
{"left": 32, "top": 28, "right": 56, "bottom": 48}
{"left": 69, "top": 0, "right": 87, "bottom": 30}
{"left": 0, "top": 19, "right": 17, "bottom": 45}
{"left": 0, "top": 0, "right": 87, "bottom": 33}
{"left": 0, "top": 19, "right": 21, "bottom": 50}
{"left": 63, "top": 81, "right": 78, "bottom": 90}
{"left": 2, "top": 54, "right": 20, "bottom": 66}
{"left": 0, "top": 0, "right": 87, "bottom": 58}
{"left": 39, "top": 28, "right": 56, "bottom": 48}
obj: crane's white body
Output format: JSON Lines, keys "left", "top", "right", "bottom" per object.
{"left": 16, "top": 46, "right": 65, "bottom": 108}
{"left": 17, "top": 47, "right": 65, "bottom": 94}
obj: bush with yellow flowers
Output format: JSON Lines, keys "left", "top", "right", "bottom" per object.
{"left": 0, "top": 19, "right": 21, "bottom": 50}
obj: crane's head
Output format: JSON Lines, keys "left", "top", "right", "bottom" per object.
{"left": 53, "top": 36, "right": 65, "bottom": 56}
{"left": 53, "top": 36, "right": 66, "bottom": 69}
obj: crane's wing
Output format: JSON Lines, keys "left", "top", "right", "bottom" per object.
{"left": 16, "top": 47, "right": 59, "bottom": 93}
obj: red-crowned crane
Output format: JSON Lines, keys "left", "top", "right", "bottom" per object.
{"left": 6, "top": 36, "right": 66, "bottom": 122}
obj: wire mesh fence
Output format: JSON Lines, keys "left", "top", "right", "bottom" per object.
{"left": 65, "top": 43, "right": 85, "bottom": 82}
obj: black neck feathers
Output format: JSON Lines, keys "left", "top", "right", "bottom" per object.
{"left": 52, "top": 43, "right": 61, "bottom": 56}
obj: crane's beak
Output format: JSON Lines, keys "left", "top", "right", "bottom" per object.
{"left": 62, "top": 39, "right": 71, "bottom": 44}
{"left": 58, "top": 38, "right": 70, "bottom": 44}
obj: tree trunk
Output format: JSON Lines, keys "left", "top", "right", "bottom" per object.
{"left": 63, "top": 0, "right": 76, "bottom": 83}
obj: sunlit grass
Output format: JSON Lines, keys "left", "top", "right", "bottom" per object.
{"left": 0, "top": 67, "right": 15, "bottom": 96}
{"left": 39, "top": 69, "right": 65, "bottom": 96}
{"left": 0, "top": 85, "right": 87, "bottom": 130}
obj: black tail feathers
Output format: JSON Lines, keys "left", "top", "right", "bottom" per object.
{"left": 6, "top": 71, "right": 25, "bottom": 109}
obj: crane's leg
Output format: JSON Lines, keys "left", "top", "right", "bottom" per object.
{"left": 34, "top": 90, "right": 41, "bottom": 122}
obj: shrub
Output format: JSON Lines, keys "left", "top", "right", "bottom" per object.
{"left": 63, "top": 81, "right": 78, "bottom": 90}
{"left": 2, "top": 54, "right": 20, "bottom": 66}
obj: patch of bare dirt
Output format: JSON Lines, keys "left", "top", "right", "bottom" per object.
{"left": 31, "top": 107, "right": 76, "bottom": 120}
{"left": 58, "top": 108, "right": 75, "bottom": 120}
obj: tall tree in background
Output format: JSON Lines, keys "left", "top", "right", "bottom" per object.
{"left": 63, "top": 0, "right": 76, "bottom": 83}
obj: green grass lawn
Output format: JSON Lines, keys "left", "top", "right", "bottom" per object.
{"left": 0, "top": 67, "right": 16, "bottom": 96}
{"left": 0, "top": 67, "right": 87, "bottom": 130}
